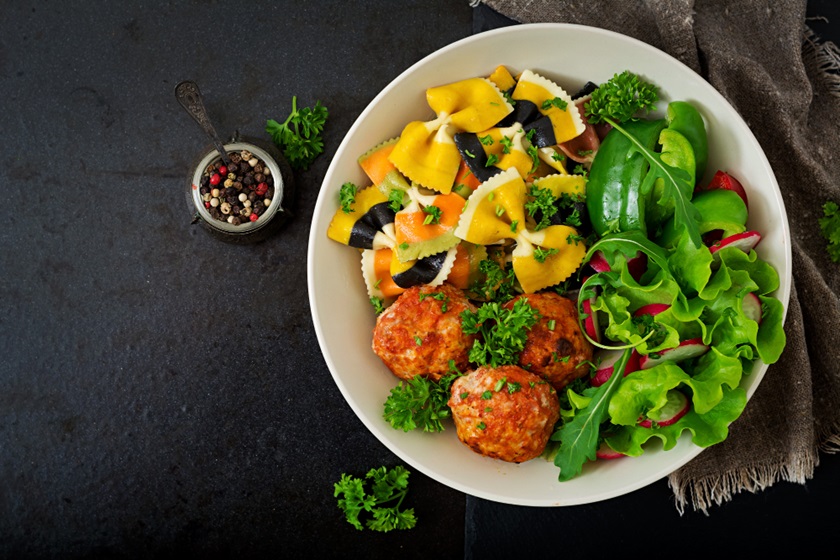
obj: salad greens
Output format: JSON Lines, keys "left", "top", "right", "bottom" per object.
{"left": 550, "top": 71, "right": 786, "bottom": 480}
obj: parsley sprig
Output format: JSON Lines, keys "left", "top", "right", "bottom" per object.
{"left": 334, "top": 466, "right": 417, "bottom": 532}
{"left": 383, "top": 366, "right": 462, "bottom": 432}
{"left": 266, "top": 96, "right": 328, "bottom": 170}
{"left": 585, "top": 70, "right": 658, "bottom": 125}
{"left": 820, "top": 201, "right": 840, "bottom": 263}
{"left": 461, "top": 299, "right": 541, "bottom": 367}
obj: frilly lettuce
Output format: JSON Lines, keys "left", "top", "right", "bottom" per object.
{"left": 553, "top": 227, "right": 786, "bottom": 479}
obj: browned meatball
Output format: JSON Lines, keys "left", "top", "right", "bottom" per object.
{"left": 447, "top": 365, "right": 560, "bottom": 463}
{"left": 372, "top": 283, "right": 477, "bottom": 382}
{"left": 504, "top": 292, "right": 593, "bottom": 391}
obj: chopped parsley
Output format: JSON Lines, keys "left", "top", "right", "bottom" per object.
{"left": 533, "top": 246, "right": 559, "bottom": 263}
{"left": 339, "top": 182, "right": 358, "bottom": 213}
{"left": 541, "top": 96, "right": 569, "bottom": 111}
{"left": 422, "top": 205, "right": 442, "bottom": 225}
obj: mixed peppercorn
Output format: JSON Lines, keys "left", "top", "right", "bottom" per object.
{"left": 199, "top": 149, "right": 274, "bottom": 226}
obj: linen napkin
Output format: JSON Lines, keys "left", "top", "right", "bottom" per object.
{"left": 471, "top": 0, "right": 840, "bottom": 513}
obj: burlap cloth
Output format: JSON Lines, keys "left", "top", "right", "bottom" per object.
{"left": 471, "top": 0, "right": 840, "bottom": 513}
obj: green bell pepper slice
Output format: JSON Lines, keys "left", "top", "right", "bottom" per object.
{"left": 656, "top": 189, "right": 748, "bottom": 248}
{"left": 665, "top": 101, "right": 708, "bottom": 184}
{"left": 587, "top": 118, "right": 668, "bottom": 236}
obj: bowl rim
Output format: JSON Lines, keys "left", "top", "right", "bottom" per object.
{"left": 307, "top": 22, "right": 792, "bottom": 506}
{"left": 190, "top": 141, "right": 285, "bottom": 234}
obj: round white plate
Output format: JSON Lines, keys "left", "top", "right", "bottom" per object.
{"left": 307, "top": 23, "right": 791, "bottom": 506}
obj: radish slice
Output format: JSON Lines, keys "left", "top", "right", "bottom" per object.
{"left": 634, "top": 303, "right": 670, "bottom": 317}
{"left": 709, "top": 230, "right": 761, "bottom": 255}
{"left": 582, "top": 297, "right": 601, "bottom": 344}
{"left": 639, "top": 338, "right": 709, "bottom": 370}
{"left": 588, "top": 250, "right": 646, "bottom": 282}
{"left": 588, "top": 250, "right": 611, "bottom": 273}
{"left": 626, "top": 252, "right": 647, "bottom": 282}
{"left": 590, "top": 349, "right": 641, "bottom": 387}
{"left": 742, "top": 292, "right": 763, "bottom": 324}
{"left": 638, "top": 390, "right": 690, "bottom": 428}
{"left": 596, "top": 441, "right": 625, "bottom": 460}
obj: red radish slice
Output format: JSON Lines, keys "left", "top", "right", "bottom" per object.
{"left": 590, "top": 349, "right": 641, "bottom": 387}
{"left": 582, "top": 297, "right": 601, "bottom": 344}
{"left": 634, "top": 303, "right": 670, "bottom": 317}
{"left": 588, "top": 250, "right": 646, "bottom": 282}
{"left": 626, "top": 252, "right": 647, "bottom": 282}
{"left": 742, "top": 292, "right": 763, "bottom": 324}
{"left": 588, "top": 250, "right": 611, "bottom": 273}
{"left": 639, "top": 338, "right": 709, "bottom": 370}
{"left": 702, "top": 170, "right": 749, "bottom": 209}
{"left": 709, "top": 231, "right": 761, "bottom": 255}
{"left": 638, "top": 390, "right": 690, "bottom": 428}
{"left": 596, "top": 441, "right": 625, "bottom": 460}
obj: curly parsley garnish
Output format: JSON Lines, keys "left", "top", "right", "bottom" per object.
{"left": 383, "top": 366, "right": 462, "bottom": 432}
{"left": 585, "top": 70, "right": 658, "bottom": 125}
{"left": 820, "top": 201, "right": 840, "bottom": 263}
{"left": 460, "top": 298, "right": 541, "bottom": 367}
{"left": 266, "top": 96, "right": 328, "bottom": 170}
{"left": 338, "top": 182, "right": 357, "bottom": 213}
{"left": 334, "top": 466, "right": 417, "bottom": 532}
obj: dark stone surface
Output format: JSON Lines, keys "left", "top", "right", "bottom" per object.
{"left": 3, "top": 0, "right": 840, "bottom": 558}
{"left": 0, "top": 1, "right": 472, "bottom": 558}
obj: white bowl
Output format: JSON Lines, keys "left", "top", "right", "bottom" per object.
{"left": 307, "top": 23, "right": 791, "bottom": 506}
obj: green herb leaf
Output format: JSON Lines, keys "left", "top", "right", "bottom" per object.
{"left": 334, "top": 466, "right": 417, "bottom": 532}
{"left": 266, "top": 96, "right": 328, "bottom": 170}
{"left": 422, "top": 205, "right": 442, "bottom": 225}
{"left": 585, "top": 70, "right": 658, "bottom": 125}
{"left": 552, "top": 348, "right": 633, "bottom": 481}
{"left": 461, "top": 299, "right": 541, "bottom": 367}
{"left": 820, "top": 201, "right": 840, "bottom": 263}
{"left": 338, "top": 182, "right": 357, "bottom": 213}
{"left": 383, "top": 372, "right": 462, "bottom": 433}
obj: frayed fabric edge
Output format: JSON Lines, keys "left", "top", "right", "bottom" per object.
{"left": 803, "top": 25, "right": 840, "bottom": 97}
{"left": 669, "top": 420, "right": 840, "bottom": 515}
{"left": 668, "top": 452, "right": 817, "bottom": 515}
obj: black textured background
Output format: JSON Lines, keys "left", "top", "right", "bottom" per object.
{"left": 0, "top": 1, "right": 472, "bottom": 558}
{"left": 2, "top": 1, "right": 839, "bottom": 559}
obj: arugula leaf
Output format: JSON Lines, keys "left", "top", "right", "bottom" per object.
{"left": 460, "top": 298, "right": 541, "bottom": 367}
{"left": 608, "top": 119, "right": 702, "bottom": 247}
{"left": 383, "top": 370, "right": 460, "bottom": 432}
{"left": 820, "top": 201, "right": 840, "bottom": 263}
{"left": 552, "top": 348, "right": 633, "bottom": 481}
{"left": 266, "top": 96, "right": 328, "bottom": 170}
{"left": 334, "top": 466, "right": 417, "bottom": 532}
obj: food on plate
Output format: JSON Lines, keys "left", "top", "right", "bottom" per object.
{"left": 502, "top": 292, "right": 593, "bottom": 391}
{"left": 372, "top": 283, "right": 476, "bottom": 382}
{"left": 448, "top": 365, "right": 560, "bottom": 463}
{"left": 325, "top": 65, "right": 787, "bottom": 481}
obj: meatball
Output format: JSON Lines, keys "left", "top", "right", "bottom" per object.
{"left": 504, "top": 292, "right": 593, "bottom": 391}
{"left": 448, "top": 365, "right": 560, "bottom": 463}
{"left": 372, "top": 283, "right": 477, "bottom": 382}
